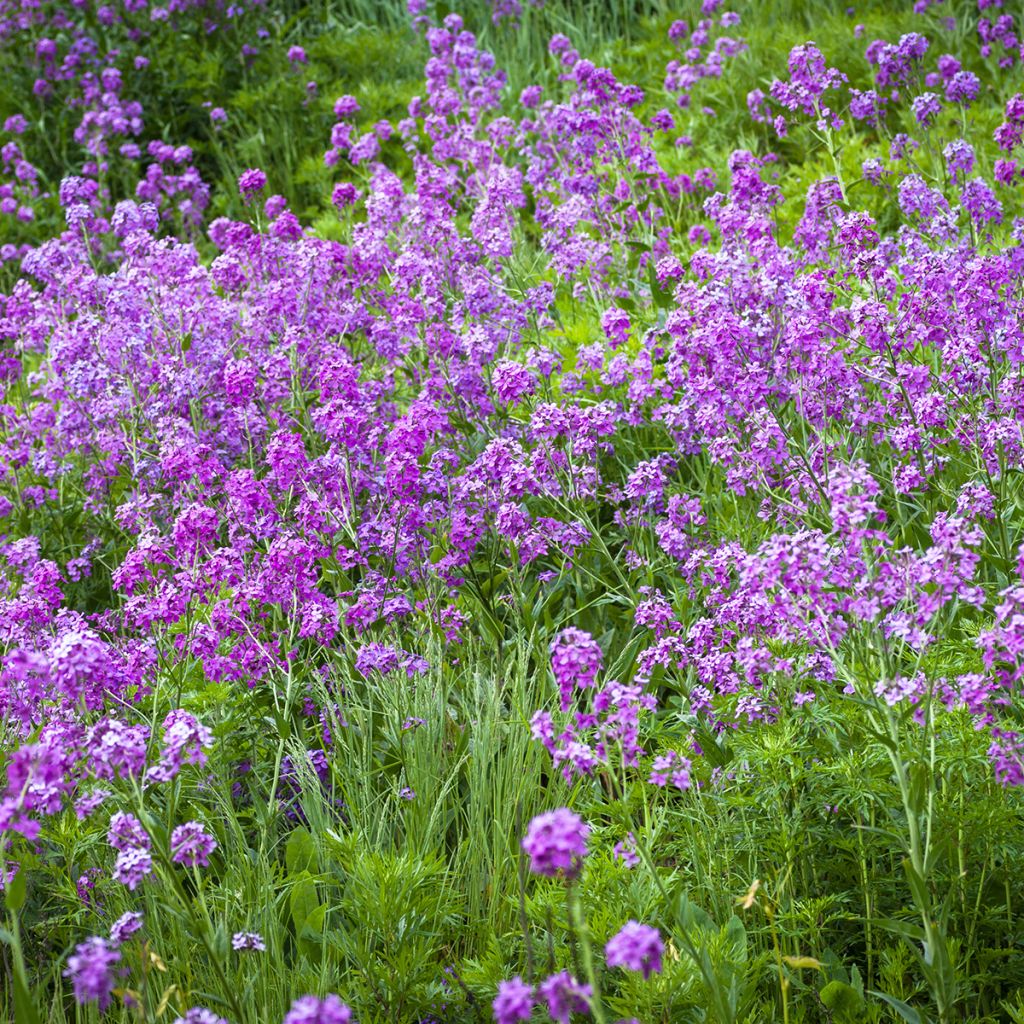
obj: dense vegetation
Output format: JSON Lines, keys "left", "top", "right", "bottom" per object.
{"left": 3, "top": 0, "right": 1024, "bottom": 1022}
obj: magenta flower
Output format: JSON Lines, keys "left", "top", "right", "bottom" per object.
{"left": 282, "top": 994, "right": 353, "bottom": 1024}
{"left": 492, "top": 360, "right": 536, "bottom": 405}
{"left": 550, "top": 628, "right": 603, "bottom": 710}
{"left": 492, "top": 976, "right": 533, "bottom": 1023}
{"left": 170, "top": 822, "right": 218, "bottom": 867}
{"left": 537, "top": 971, "right": 591, "bottom": 1024}
{"left": 605, "top": 920, "right": 664, "bottom": 979}
{"left": 238, "top": 167, "right": 267, "bottom": 199}
{"left": 232, "top": 930, "right": 266, "bottom": 951}
{"left": 64, "top": 937, "right": 120, "bottom": 1010}
{"left": 522, "top": 808, "right": 589, "bottom": 878}
{"left": 110, "top": 911, "right": 144, "bottom": 944}
{"left": 112, "top": 847, "right": 153, "bottom": 890}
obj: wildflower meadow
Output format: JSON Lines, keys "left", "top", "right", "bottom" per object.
{"left": 3, "top": 0, "right": 1024, "bottom": 1021}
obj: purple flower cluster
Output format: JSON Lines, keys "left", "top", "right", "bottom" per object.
{"left": 492, "top": 971, "right": 592, "bottom": 1024}
{"left": 63, "top": 937, "right": 120, "bottom": 1011}
{"left": 605, "top": 921, "right": 664, "bottom": 979}
{"left": 232, "top": 930, "right": 266, "bottom": 951}
{"left": 549, "top": 628, "right": 603, "bottom": 710}
{"left": 521, "top": 808, "right": 588, "bottom": 879}
{"left": 170, "top": 822, "right": 218, "bottom": 867}
{"left": 283, "top": 994, "right": 353, "bottom": 1024}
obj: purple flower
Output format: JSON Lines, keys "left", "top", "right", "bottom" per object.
{"left": 287, "top": 46, "right": 307, "bottom": 64}
{"left": 148, "top": 711, "right": 212, "bottom": 783}
{"left": 862, "top": 158, "right": 885, "bottom": 184}
{"left": 943, "top": 139, "right": 975, "bottom": 177}
{"left": 648, "top": 750, "right": 692, "bottom": 790}
{"left": 537, "top": 971, "right": 591, "bottom": 1024}
{"left": 331, "top": 182, "right": 359, "bottom": 209}
{"left": 613, "top": 832, "right": 640, "bottom": 868}
{"left": 113, "top": 847, "right": 153, "bottom": 890}
{"left": 550, "top": 628, "right": 603, "bottom": 710}
{"left": 492, "top": 976, "right": 533, "bottom": 1023}
{"left": 961, "top": 177, "right": 1002, "bottom": 225}
{"left": 911, "top": 92, "right": 942, "bottom": 128}
{"left": 64, "top": 937, "right": 120, "bottom": 1010}
{"left": 238, "top": 167, "right": 267, "bottom": 199}
{"left": 333, "top": 94, "right": 360, "bottom": 118}
{"left": 520, "top": 85, "right": 543, "bottom": 108}
{"left": 945, "top": 71, "right": 980, "bottom": 105}
{"left": 522, "top": 808, "right": 589, "bottom": 878}
{"left": 282, "top": 994, "right": 353, "bottom": 1024}
{"left": 265, "top": 194, "right": 288, "bottom": 219}
{"left": 605, "top": 920, "right": 664, "bottom": 979}
{"left": 170, "top": 822, "right": 218, "bottom": 867}
{"left": 996, "top": 158, "right": 1019, "bottom": 185}
{"left": 108, "top": 811, "right": 150, "bottom": 851}
{"left": 492, "top": 360, "right": 537, "bottom": 405}
{"left": 601, "top": 307, "right": 631, "bottom": 349}
{"left": 74, "top": 788, "right": 110, "bottom": 819}
{"left": 110, "top": 911, "right": 144, "bottom": 944}
{"left": 174, "top": 1010, "right": 229, "bottom": 1024}
{"left": 232, "top": 931, "right": 266, "bottom": 951}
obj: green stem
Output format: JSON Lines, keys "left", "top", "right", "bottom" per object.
{"left": 566, "top": 881, "right": 606, "bottom": 1024}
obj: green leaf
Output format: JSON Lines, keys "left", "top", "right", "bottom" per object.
{"left": 869, "top": 990, "right": 930, "bottom": 1024}
{"left": 902, "top": 860, "right": 931, "bottom": 922}
{"left": 724, "top": 914, "right": 747, "bottom": 957}
{"left": 820, "top": 980, "right": 867, "bottom": 1022}
{"left": 289, "top": 874, "right": 319, "bottom": 937}
{"left": 869, "top": 916, "right": 925, "bottom": 944}
{"left": 13, "top": 968, "right": 40, "bottom": 1024}
{"left": 285, "top": 827, "right": 316, "bottom": 876}
{"left": 297, "top": 903, "right": 327, "bottom": 964}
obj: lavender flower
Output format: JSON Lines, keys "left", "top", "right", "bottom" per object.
{"left": 232, "top": 931, "right": 266, "bottom": 952}
{"left": 492, "top": 976, "right": 533, "bottom": 1023}
{"left": 64, "top": 937, "right": 120, "bottom": 1010}
{"left": 537, "top": 971, "right": 591, "bottom": 1024}
{"left": 282, "top": 994, "right": 353, "bottom": 1024}
{"left": 238, "top": 167, "right": 267, "bottom": 199}
{"left": 605, "top": 921, "right": 665, "bottom": 979}
{"left": 170, "top": 822, "right": 218, "bottom": 867}
{"left": 174, "top": 1010, "right": 229, "bottom": 1024}
{"left": 110, "top": 911, "right": 144, "bottom": 944}
{"left": 522, "top": 808, "right": 589, "bottom": 878}
{"left": 112, "top": 847, "right": 153, "bottom": 890}
{"left": 108, "top": 811, "right": 150, "bottom": 851}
